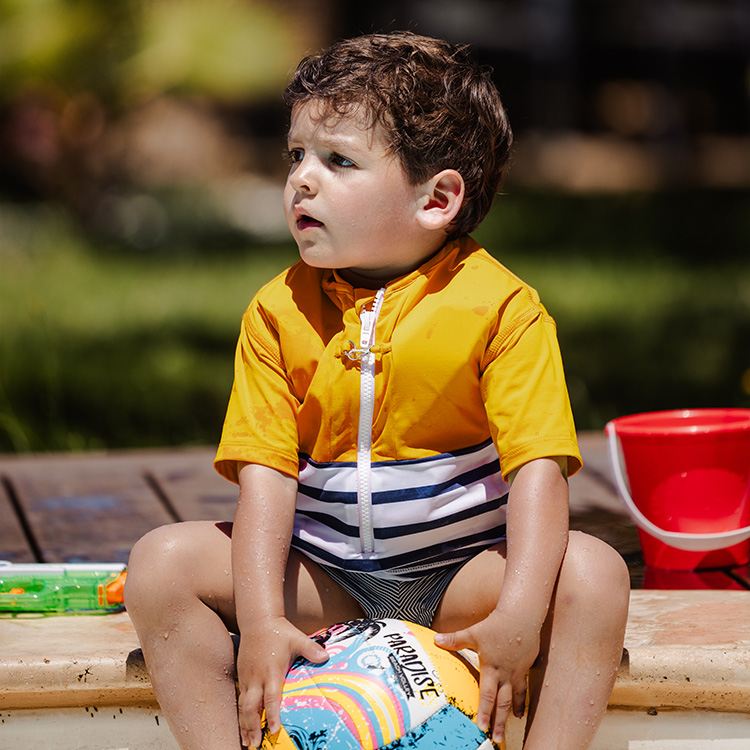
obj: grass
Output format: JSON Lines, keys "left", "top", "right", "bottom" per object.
{"left": 1, "top": 190, "right": 749, "bottom": 453}
{"left": 0, "top": 206, "right": 298, "bottom": 452}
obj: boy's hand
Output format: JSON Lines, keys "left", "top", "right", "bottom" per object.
{"left": 435, "top": 609, "right": 540, "bottom": 745}
{"left": 236, "top": 615, "right": 329, "bottom": 749}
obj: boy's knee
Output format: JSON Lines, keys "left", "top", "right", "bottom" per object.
{"left": 125, "top": 524, "right": 189, "bottom": 610}
{"left": 561, "top": 531, "right": 630, "bottom": 611}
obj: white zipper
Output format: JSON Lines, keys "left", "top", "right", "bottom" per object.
{"left": 352, "top": 287, "right": 385, "bottom": 555}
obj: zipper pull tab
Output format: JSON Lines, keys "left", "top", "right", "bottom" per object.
{"left": 359, "top": 287, "right": 386, "bottom": 350}
{"left": 360, "top": 308, "right": 376, "bottom": 349}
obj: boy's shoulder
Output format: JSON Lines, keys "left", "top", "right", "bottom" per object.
{"left": 448, "top": 236, "right": 543, "bottom": 307}
{"left": 245, "top": 259, "right": 325, "bottom": 313}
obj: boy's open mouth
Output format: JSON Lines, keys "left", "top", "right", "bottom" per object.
{"left": 297, "top": 215, "right": 323, "bottom": 230}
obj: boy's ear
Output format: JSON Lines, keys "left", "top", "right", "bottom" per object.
{"left": 416, "top": 169, "right": 465, "bottom": 231}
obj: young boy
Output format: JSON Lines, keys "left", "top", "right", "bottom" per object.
{"left": 125, "top": 32, "right": 630, "bottom": 750}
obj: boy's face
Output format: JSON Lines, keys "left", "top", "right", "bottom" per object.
{"left": 284, "top": 101, "right": 433, "bottom": 286}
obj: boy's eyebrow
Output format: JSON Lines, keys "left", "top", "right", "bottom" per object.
{"left": 286, "top": 128, "right": 369, "bottom": 154}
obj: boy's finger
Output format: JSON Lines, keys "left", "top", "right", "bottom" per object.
{"left": 238, "top": 703, "right": 262, "bottom": 749}
{"left": 491, "top": 682, "right": 514, "bottom": 744}
{"left": 476, "top": 672, "right": 506, "bottom": 733}
{"left": 263, "top": 686, "right": 283, "bottom": 737}
{"left": 237, "top": 684, "right": 266, "bottom": 748}
{"left": 434, "top": 628, "right": 474, "bottom": 652}
{"left": 300, "top": 637, "right": 330, "bottom": 664}
{"left": 512, "top": 678, "right": 527, "bottom": 718}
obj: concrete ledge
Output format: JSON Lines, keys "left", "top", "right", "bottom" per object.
{"left": 611, "top": 590, "right": 750, "bottom": 713}
{"left": 0, "top": 612, "right": 155, "bottom": 710}
{"left": 1, "top": 590, "right": 749, "bottom": 712}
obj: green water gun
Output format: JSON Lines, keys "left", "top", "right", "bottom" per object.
{"left": 0, "top": 561, "right": 127, "bottom": 614}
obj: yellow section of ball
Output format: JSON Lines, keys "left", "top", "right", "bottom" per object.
{"left": 407, "top": 620, "right": 482, "bottom": 718}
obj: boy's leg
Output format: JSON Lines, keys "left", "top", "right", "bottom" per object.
{"left": 124, "top": 520, "right": 364, "bottom": 750}
{"left": 432, "top": 531, "right": 629, "bottom": 750}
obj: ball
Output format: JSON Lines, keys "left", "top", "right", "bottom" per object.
{"left": 260, "top": 618, "right": 497, "bottom": 750}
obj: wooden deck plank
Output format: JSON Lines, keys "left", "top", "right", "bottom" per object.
{"left": 576, "top": 430, "right": 615, "bottom": 488}
{"left": 725, "top": 563, "right": 750, "bottom": 589}
{"left": 641, "top": 566, "right": 748, "bottom": 590}
{"left": 143, "top": 449, "right": 238, "bottom": 522}
{"left": 568, "top": 470, "right": 640, "bottom": 551}
{"left": 0, "top": 479, "right": 36, "bottom": 563}
{"left": 2, "top": 455, "right": 175, "bottom": 563}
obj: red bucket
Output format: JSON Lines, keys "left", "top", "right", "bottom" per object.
{"left": 605, "top": 409, "right": 750, "bottom": 570}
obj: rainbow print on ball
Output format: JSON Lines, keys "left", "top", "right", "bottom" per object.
{"left": 261, "top": 618, "right": 496, "bottom": 750}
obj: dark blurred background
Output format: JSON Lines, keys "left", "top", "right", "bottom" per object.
{"left": 1, "top": 0, "right": 749, "bottom": 453}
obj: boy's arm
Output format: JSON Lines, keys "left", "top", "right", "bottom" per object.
{"left": 435, "top": 456, "right": 569, "bottom": 744}
{"left": 232, "top": 462, "right": 328, "bottom": 748}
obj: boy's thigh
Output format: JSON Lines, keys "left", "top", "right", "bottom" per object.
{"left": 431, "top": 542, "right": 508, "bottom": 632}
{"left": 284, "top": 548, "right": 365, "bottom": 634}
{"left": 129, "top": 522, "right": 364, "bottom": 634}
{"left": 431, "top": 532, "right": 627, "bottom": 633}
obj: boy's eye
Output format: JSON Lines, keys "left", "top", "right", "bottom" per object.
{"left": 330, "top": 153, "right": 355, "bottom": 168}
{"left": 286, "top": 148, "right": 304, "bottom": 164}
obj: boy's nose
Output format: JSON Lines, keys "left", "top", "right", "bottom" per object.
{"left": 289, "top": 159, "right": 316, "bottom": 194}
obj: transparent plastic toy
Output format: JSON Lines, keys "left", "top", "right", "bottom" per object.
{"left": 0, "top": 561, "right": 127, "bottom": 614}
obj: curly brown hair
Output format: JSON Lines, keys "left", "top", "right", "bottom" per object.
{"left": 283, "top": 31, "right": 513, "bottom": 240}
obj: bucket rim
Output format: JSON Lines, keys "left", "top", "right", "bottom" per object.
{"left": 605, "top": 408, "right": 750, "bottom": 437}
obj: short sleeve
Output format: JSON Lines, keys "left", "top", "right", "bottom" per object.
{"left": 480, "top": 296, "right": 582, "bottom": 480}
{"left": 214, "top": 299, "right": 301, "bottom": 484}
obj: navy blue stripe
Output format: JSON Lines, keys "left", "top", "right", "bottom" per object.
{"left": 297, "top": 458, "right": 501, "bottom": 505}
{"left": 296, "top": 484, "right": 355, "bottom": 504}
{"left": 372, "top": 460, "right": 501, "bottom": 504}
{"left": 374, "top": 494, "right": 507, "bottom": 539}
{"left": 296, "top": 493, "right": 507, "bottom": 541}
{"left": 298, "top": 438, "right": 494, "bottom": 469}
{"left": 291, "top": 525, "right": 506, "bottom": 573}
{"left": 296, "top": 511, "right": 359, "bottom": 538}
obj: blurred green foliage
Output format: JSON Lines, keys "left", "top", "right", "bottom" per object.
{"left": 0, "top": 203, "right": 298, "bottom": 452}
{"left": 0, "top": 0, "right": 299, "bottom": 104}
{"left": 1, "top": 189, "right": 749, "bottom": 453}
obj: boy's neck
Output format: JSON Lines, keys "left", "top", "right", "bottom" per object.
{"left": 336, "top": 241, "right": 449, "bottom": 289}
